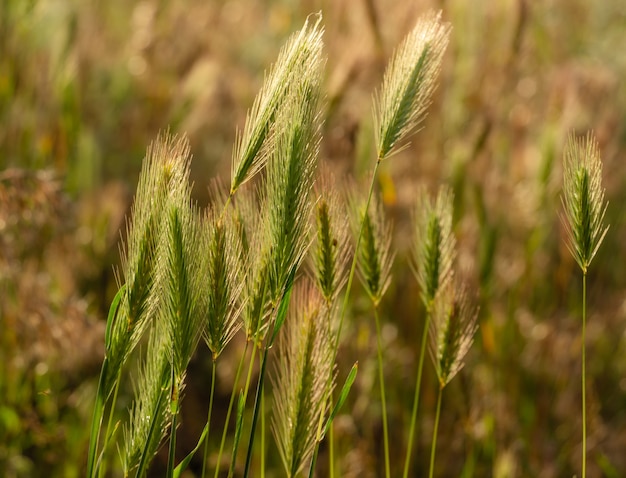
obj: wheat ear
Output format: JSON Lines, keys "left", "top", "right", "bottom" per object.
{"left": 560, "top": 132, "right": 608, "bottom": 478}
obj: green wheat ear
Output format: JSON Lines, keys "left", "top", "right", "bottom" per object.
{"left": 311, "top": 176, "right": 351, "bottom": 305}
{"left": 561, "top": 132, "right": 609, "bottom": 274}
{"left": 429, "top": 280, "right": 478, "bottom": 388}
{"left": 201, "top": 207, "right": 244, "bottom": 360}
{"left": 413, "top": 185, "right": 456, "bottom": 309}
{"left": 230, "top": 13, "right": 324, "bottom": 195}
{"left": 352, "top": 194, "right": 394, "bottom": 307}
{"left": 122, "top": 321, "right": 172, "bottom": 477}
{"left": 374, "top": 11, "right": 451, "bottom": 161}
{"left": 107, "top": 132, "right": 192, "bottom": 393}
{"left": 271, "top": 282, "right": 334, "bottom": 478}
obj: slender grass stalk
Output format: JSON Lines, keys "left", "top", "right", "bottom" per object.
{"left": 582, "top": 273, "right": 587, "bottom": 478}
{"left": 428, "top": 385, "right": 443, "bottom": 478}
{"left": 404, "top": 187, "right": 455, "bottom": 478}
{"left": 261, "top": 389, "right": 266, "bottom": 478}
{"left": 214, "top": 340, "right": 249, "bottom": 478}
{"left": 560, "top": 132, "right": 608, "bottom": 478}
{"left": 200, "top": 360, "right": 217, "bottom": 478}
{"left": 373, "top": 306, "right": 390, "bottom": 478}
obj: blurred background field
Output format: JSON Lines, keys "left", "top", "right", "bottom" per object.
{"left": 2, "top": 0, "right": 626, "bottom": 476}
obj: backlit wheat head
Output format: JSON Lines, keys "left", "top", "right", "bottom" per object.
{"left": 561, "top": 132, "right": 608, "bottom": 274}
{"left": 413, "top": 186, "right": 456, "bottom": 309}
{"left": 374, "top": 11, "right": 451, "bottom": 161}
{"left": 429, "top": 281, "right": 478, "bottom": 388}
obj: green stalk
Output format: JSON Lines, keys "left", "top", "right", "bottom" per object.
{"left": 98, "top": 374, "right": 122, "bottom": 478}
{"left": 135, "top": 386, "right": 167, "bottom": 478}
{"left": 201, "top": 360, "right": 217, "bottom": 478}
{"left": 329, "top": 425, "right": 335, "bottom": 478}
{"left": 214, "top": 340, "right": 249, "bottom": 478}
{"left": 429, "top": 385, "right": 443, "bottom": 478}
{"left": 261, "top": 388, "right": 266, "bottom": 478}
{"left": 403, "top": 308, "right": 432, "bottom": 477}
{"left": 333, "top": 159, "right": 381, "bottom": 354}
{"left": 373, "top": 306, "right": 390, "bottom": 478}
{"left": 86, "top": 359, "right": 108, "bottom": 478}
{"left": 582, "top": 272, "right": 587, "bottom": 478}
{"left": 167, "top": 381, "right": 180, "bottom": 478}
{"left": 243, "top": 344, "right": 270, "bottom": 477}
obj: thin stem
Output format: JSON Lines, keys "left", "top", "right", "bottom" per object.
{"left": 373, "top": 306, "right": 391, "bottom": 478}
{"left": 329, "top": 424, "right": 335, "bottom": 478}
{"left": 261, "top": 387, "right": 266, "bottom": 478}
{"left": 98, "top": 374, "right": 122, "bottom": 478}
{"left": 582, "top": 272, "right": 587, "bottom": 478}
{"left": 403, "top": 308, "right": 432, "bottom": 477}
{"left": 328, "top": 159, "right": 381, "bottom": 473}
{"left": 333, "top": 159, "right": 381, "bottom": 354}
{"left": 86, "top": 358, "right": 108, "bottom": 478}
{"left": 201, "top": 360, "right": 217, "bottom": 478}
{"left": 429, "top": 385, "right": 443, "bottom": 478}
{"left": 243, "top": 344, "right": 270, "bottom": 477}
{"left": 214, "top": 340, "right": 250, "bottom": 478}
{"left": 167, "top": 377, "right": 180, "bottom": 478}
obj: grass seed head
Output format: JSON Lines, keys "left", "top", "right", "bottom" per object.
{"left": 429, "top": 280, "right": 478, "bottom": 388}
{"left": 374, "top": 11, "right": 451, "bottom": 161}
{"left": 413, "top": 185, "right": 456, "bottom": 309}
{"left": 561, "top": 132, "right": 609, "bottom": 274}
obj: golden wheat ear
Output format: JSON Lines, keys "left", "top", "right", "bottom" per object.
{"left": 373, "top": 11, "right": 451, "bottom": 161}
{"left": 561, "top": 132, "right": 609, "bottom": 274}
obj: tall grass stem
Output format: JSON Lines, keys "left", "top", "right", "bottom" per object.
{"left": 214, "top": 340, "right": 250, "bottom": 478}
{"left": 582, "top": 273, "right": 587, "bottom": 478}
{"left": 201, "top": 360, "right": 217, "bottom": 478}
{"left": 429, "top": 385, "right": 443, "bottom": 478}
{"left": 373, "top": 306, "right": 391, "bottom": 478}
{"left": 403, "top": 309, "right": 432, "bottom": 478}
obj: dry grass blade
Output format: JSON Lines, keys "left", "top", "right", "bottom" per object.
{"left": 271, "top": 283, "right": 334, "bottom": 477}
{"left": 429, "top": 281, "right": 478, "bottom": 388}
{"left": 374, "top": 11, "right": 451, "bottom": 161}
{"left": 561, "top": 132, "right": 609, "bottom": 274}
